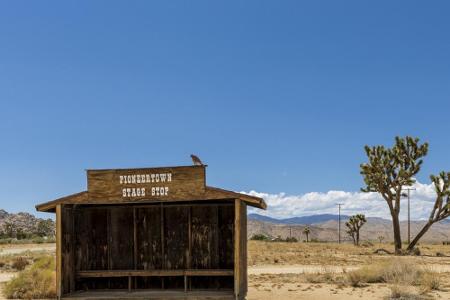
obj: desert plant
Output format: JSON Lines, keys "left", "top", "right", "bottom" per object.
{"left": 303, "top": 226, "right": 310, "bottom": 243}
{"left": 361, "top": 136, "right": 450, "bottom": 254}
{"left": 361, "top": 136, "right": 428, "bottom": 254}
{"left": 250, "top": 234, "right": 269, "bottom": 241}
{"left": 11, "top": 257, "right": 29, "bottom": 271}
{"left": 407, "top": 172, "right": 450, "bottom": 251}
{"left": 4, "top": 256, "right": 56, "bottom": 299}
{"left": 345, "top": 214, "right": 366, "bottom": 246}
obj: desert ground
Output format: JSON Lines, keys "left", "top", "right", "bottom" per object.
{"left": 2, "top": 241, "right": 450, "bottom": 299}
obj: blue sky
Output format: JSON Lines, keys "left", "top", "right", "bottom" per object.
{"left": 0, "top": 1, "right": 449, "bottom": 219}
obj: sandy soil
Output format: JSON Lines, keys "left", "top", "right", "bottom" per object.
{"left": 248, "top": 283, "right": 392, "bottom": 299}
{"left": 0, "top": 244, "right": 55, "bottom": 256}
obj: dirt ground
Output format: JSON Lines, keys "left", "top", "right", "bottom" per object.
{"left": 247, "top": 241, "right": 450, "bottom": 299}
{"left": 2, "top": 242, "right": 450, "bottom": 299}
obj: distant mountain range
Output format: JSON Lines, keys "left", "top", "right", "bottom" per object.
{"left": 248, "top": 213, "right": 351, "bottom": 224}
{"left": 248, "top": 213, "right": 450, "bottom": 243}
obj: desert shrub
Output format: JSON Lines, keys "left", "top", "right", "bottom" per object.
{"left": 250, "top": 234, "right": 270, "bottom": 241}
{"left": 347, "top": 259, "right": 442, "bottom": 291}
{"left": 285, "top": 237, "right": 298, "bottom": 243}
{"left": 360, "top": 241, "right": 373, "bottom": 247}
{"left": 388, "top": 285, "right": 426, "bottom": 300}
{"left": 4, "top": 256, "right": 56, "bottom": 299}
{"left": 419, "top": 272, "right": 441, "bottom": 292}
{"left": 11, "top": 257, "right": 29, "bottom": 271}
{"left": 346, "top": 266, "right": 383, "bottom": 287}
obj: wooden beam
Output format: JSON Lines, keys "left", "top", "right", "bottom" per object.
{"left": 234, "top": 199, "right": 241, "bottom": 300}
{"left": 56, "top": 204, "right": 62, "bottom": 299}
{"left": 77, "top": 269, "right": 234, "bottom": 278}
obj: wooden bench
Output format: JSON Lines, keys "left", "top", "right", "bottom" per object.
{"left": 76, "top": 269, "right": 234, "bottom": 292}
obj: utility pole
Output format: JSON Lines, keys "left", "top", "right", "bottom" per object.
{"left": 402, "top": 188, "right": 416, "bottom": 245}
{"left": 337, "top": 203, "right": 343, "bottom": 244}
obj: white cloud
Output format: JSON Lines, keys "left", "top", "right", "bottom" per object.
{"left": 244, "top": 180, "right": 438, "bottom": 221}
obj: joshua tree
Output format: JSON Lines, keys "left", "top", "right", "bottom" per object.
{"left": 360, "top": 136, "right": 428, "bottom": 254}
{"left": 303, "top": 226, "right": 310, "bottom": 242}
{"left": 345, "top": 214, "right": 367, "bottom": 246}
{"left": 361, "top": 136, "right": 450, "bottom": 254}
{"left": 407, "top": 172, "right": 450, "bottom": 251}
{"left": 377, "top": 235, "right": 385, "bottom": 244}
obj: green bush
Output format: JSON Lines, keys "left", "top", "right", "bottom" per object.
{"left": 4, "top": 256, "right": 56, "bottom": 299}
{"left": 250, "top": 234, "right": 270, "bottom": 241}
{"left": 285, "top": 237, "right": 298, "bottom": 242}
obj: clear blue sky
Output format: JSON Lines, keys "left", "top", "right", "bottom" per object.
{"left": 0, "top": 1, "right": 449, "bottom": 217}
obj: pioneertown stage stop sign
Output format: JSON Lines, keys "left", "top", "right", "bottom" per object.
{"left": 87, "top": 166, "right": 206, "bottom": 202}
{"left": 119, "top": 172, "right": 173, "bottom": 197}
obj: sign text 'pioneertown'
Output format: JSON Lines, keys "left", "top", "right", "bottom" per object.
{"left": 119, "top": 172, "right": 172, "bottom": 198}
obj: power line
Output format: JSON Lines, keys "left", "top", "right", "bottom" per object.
{"left": 337, "top": 203, "right": 343, "bottom": 244}
{"left": 402, "top": 187, "right": 416, "bottom": 245}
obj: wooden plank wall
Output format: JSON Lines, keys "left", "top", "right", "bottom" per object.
{"left": 70, "top": 202, "right": 236, "bottom": 292}
{"left": 135, "top": 206, "right": 163, "bottom": 288}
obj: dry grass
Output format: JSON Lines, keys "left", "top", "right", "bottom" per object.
{"left": 388, "top": 285, "right": 430, "bottom": 300}
{"left": 248, "top": 240, "right": 450, "bottom": 266}
{"left": 0, "top": 250, "right": 49, "bottom": 272}
{"left": 4, "top": 256, "right": 56, "bottom": 299}
{"left": 345, "top": 259, "right": 442, "bottom": 289}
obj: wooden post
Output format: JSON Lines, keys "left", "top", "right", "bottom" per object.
{"left": 56, "top": 204, "right": 62, "bottom": 299}
{"left": 160, "top": 203, "right": 165, "bottom": 290}
{"left": 187, "top": 206, "right": 192, "bottom": 292}
{"left": 234, "top": 199, "right": 241, "bottom": 300}
{"left": 133, "top": 207, "right": 138, "bottom": 290}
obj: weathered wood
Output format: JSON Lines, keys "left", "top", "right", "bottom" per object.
{"left": 87, "top": 166, "right": 206, "bottom": 203}
{"left": 36, "top": 185, "right": 266, "bottom": 212}
{"left": 239, "top": 203, "right": 247, "bottom": 298}
{"left": 62, "top": 206, "right": 75, "bottom": 295}
{"left": 233, "top": 200, "right": 240, "bottom": 300}
{"left": 77, "top": 269, "right": 233, "bottom": 278}
{"left": 109, "top": 208, "right": 134, "bottom": 270}
{"left": 56, "top": 204, "right": 62, "bottom": 299}
{"left": 77, "top": 270, "right": 184, "bottom": 278}
{"left": 191, "top": 206, "right": 219, "bottom": 269}
{"left": 61, "top": 290, "right": 235, "bottom": 300}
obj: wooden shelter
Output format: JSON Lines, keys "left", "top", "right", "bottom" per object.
{"left": 36, "top": 165, "right": 266, "bottom": 300}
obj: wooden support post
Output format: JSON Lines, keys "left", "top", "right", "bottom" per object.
{"left": 234, "top": 199, "right": 241, "bottom": 300}
{"left": 188, "top": 206, "right": 192, "bottom": 291}
{"left": 160, "top": 203, "right": 165, "bottom": 290}
{"left": 70, "top": 207, "right": 75, "bottom": 294}
{"left": 133, "top": 207, "right": 137, "bottom": 290}
{"left": 56, "top": 204, "right": 62, "bottom": 300}
{"left": 184, "top": 275, "right": 187, "bottom": 293}
{"left": 128, "top": 276, "right": 132, "bottom": 292}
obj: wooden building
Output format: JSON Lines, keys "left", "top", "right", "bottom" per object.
{"left": 36, "top": 165, "right": 266, "bottom": 300}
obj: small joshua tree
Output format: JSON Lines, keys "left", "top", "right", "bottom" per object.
{"left": 303, "top": 226, "right": 310, "bottom": 243}
{"left": 377, "top": 235, "right": 385, "bottom": 244}
{"left": 345, "top": 214, "right": 367, "bottom": 246}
